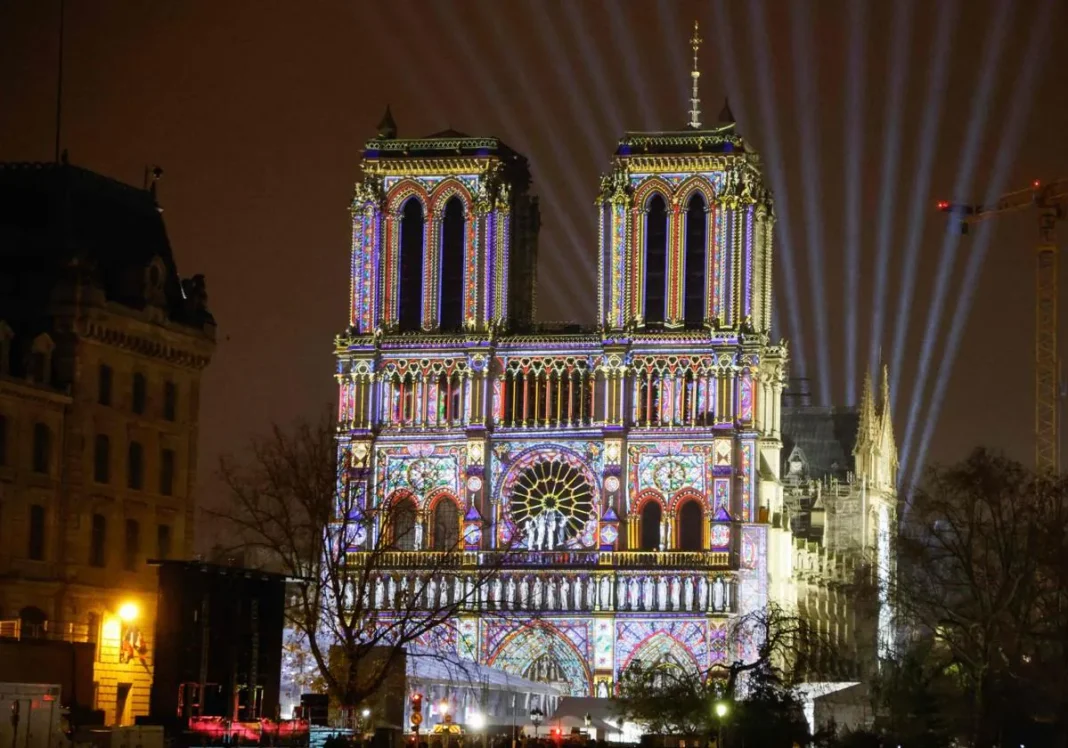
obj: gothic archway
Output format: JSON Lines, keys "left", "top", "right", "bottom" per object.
{"left": 487, "top": 624, "right": 591, "bottom": 696}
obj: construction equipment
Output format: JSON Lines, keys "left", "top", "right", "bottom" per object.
{"left": 939, "top": 179, "right": 1068, "bottom": 473}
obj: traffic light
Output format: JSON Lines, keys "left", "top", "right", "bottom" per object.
{"left": 411, "top": 693, "right": 423, "bottom": 713}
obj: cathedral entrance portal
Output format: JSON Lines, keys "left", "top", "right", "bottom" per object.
{"left": 487, "top": 624, "right": 591, "bottom": 696}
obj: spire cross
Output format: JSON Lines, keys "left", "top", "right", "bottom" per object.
{"left": 688, "top": 20, "right": 703, "bottom": 129}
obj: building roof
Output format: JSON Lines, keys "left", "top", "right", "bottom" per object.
{"left": 781, "top": 406, "right": 860, "bottom": 482}
{"left": 0, "top": 160, "right": 213, "bottom": 332}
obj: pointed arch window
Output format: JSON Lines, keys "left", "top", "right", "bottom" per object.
{"left": 398, "top": 198, "right": 425, "bottom": 332}
{"left": 432, "top": 496, "right": 460, "bottom": 550}
{"left": 439, "top": 197, "right": 465, "bottom": 332}
{"left": 683, "top": 193, "right": 707, "bottom": 326}
{"left": 644, "top": 195, "right": 668, "bottom": 324}
{"left": 677, "top": 500, "right": 703, "bottom": 551}
{"left": 391, "top": 499, "right": 418, "bottom": 551}
{"left": 640, "top": 500, "right": 662, "bottom": 551}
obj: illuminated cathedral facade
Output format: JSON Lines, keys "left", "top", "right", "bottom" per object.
{"left": 333, "top": 81, "right": 895, "bottom": 703}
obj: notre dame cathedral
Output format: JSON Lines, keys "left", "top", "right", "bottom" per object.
{"left": 329, "top": 28, "right": 897, "bottom": 726}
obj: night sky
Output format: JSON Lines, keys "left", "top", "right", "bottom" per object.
{"left": 2, "top": 1, "right": 1067, "bottom": 537}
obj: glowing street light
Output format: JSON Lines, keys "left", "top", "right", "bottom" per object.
{"left": 714, "top": 701, "right": 729, "bottom": 748}
{"left": 118, "top": 601, "right": 139, "bottom": 622}
{"left": 469, "top": 712, "right": 485, "bottom": 730}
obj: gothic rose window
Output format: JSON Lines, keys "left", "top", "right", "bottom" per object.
{"left": 510, "top": 459, "right": 594, "bottom": 550}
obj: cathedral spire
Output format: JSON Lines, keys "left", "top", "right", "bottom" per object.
{"left": 858, "top": 369, "right": 877, "bottom": 444}
{"left": 377, "top": 105, "right": 397, "bottom": 139}
{"left": 879, "top": 364, "right": 899, "bottom": 466}
{"left": 688, "top": 21, "right": 702, "bottom": 129}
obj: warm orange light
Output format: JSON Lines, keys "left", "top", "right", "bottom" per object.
{"left": 118, "top": 601, "right": 139, "bottom": 622}
{"left": 1033, "top": 179, "right": 1042, "bottom": 188}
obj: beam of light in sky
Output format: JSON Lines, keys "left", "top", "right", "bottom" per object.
{"left": 744, "top": 0, "right": 812, "bottom": 389}
{"left": 898, "top": 0, "right": 1013, "bottom": 482}
{"left": 843, "top": 0, "right": 867, "bottom": 405}
{"left": 480, "top": 3, "right": 597, "bottom": 281}
{"left": 790, "top": 0, "right": 833, "bottom": 406}
{"left": 905, "top": 0, "right": 1056, "bottom": 493}
{"left": 888, "top": 0, "right": 961, "bottom": 402}
{"left": 559, "top": 2, "right": 624, "bottom": 136}
{"left": 607, "top": 6, "right": 655, "bottom": 130}
{"left": 426, "top": 1, "right": 593, "bottom": 313}
{"left": 523, "top": 0, "right": 608, "bottom": 162}
{"left": 867, "top": 0, "right": 915, "bottom": 381}
{"left": 656, "top": 0, "right": 688, "bottom": 122}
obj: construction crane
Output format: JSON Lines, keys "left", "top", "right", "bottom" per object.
{"left": 938, "top": 179, "right": 1068, "bottom": 474}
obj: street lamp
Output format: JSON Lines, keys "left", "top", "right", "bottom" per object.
{"left": 118, "top": 601, "right": 139, "bottom": 622}
{"left": 529, "top": 707, "right": 544, "bottom": 740}
{"left": 713, "top": 701, "right": 729, "bottom": 748}
{"left": 360, "top": 707, "right": 371, "bottom": 733}
{"left": 471, "top": 712, "right": 487, "bottom": 748}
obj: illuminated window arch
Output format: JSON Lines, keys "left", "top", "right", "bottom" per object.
{"left": 389, "top": 497, "right": 418, "bottom": 551}
{"left": 644, "top": 194, "right": 668, "bottom": 325}
{"left": 677, "top": 499, "right": 703, "bottom": 551}
{"left": 431, "top": 495, "right": 460, "bottom": 550}
{"left": 640, "top": 500, "right": 662, "bottom": 551}
{"left": 683, "top": 193, "right": 707, "bottom": 326}
{"left": 439, "top": 197, "right": 465, "bottom": 331}
{"left": 398, "top": 198, "right": 425, "bottom": 332}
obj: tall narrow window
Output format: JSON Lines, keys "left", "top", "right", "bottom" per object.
{"left": 643, "top": 195, "right": 668, "bottom": 324}
{"left": 683, "top": 193, "right": 707, "bottom": 326}
{"left": 98, "top": 365, "right": 113, "bottom": 406}
{"left": 640, "top": 501, "right": 662, "bottom": 551}
{"left": 391, "top": 500, "right": 417, "bottom": 551}
{"left": 438, "top": 197, "right": 465, "bottom": 332}
{"left": 28, "top": 504, "right": 45, "bottom": 560}
{"left": 32, "top": 423, "right": 51, "bottom": 474}
{"left": 163, "top": 381, "right": 177, "bottom": 421}
{"left": 0, "top": 413, "right": 7, "bottom": 466}
{"left": 90, "top": 513, "right": 107, "bottom": 567}
{"left": 678, "top": 500, "right": 703, "bottom": 551}
{"left": 432, "top": 497, "right": 460, "bottom": 550}
{"left": 397, "top": 198, "right": 425, "bottom": 332}
{"left": 127, "top": 441, "right": 144, "bottom": 490}
{"left": 157, "top": 524, "right": 172, "bottom": 560}
{"left": 93, "top": 434, "right": 110, "bottom": 483}
{"left": 160, "top": 448, "right": 175, "bottom": 496}
{"left": 131, "top": 373, "right": 146, "bottom": 415}
{"left": 124, "top": 519, "right": 140, "bottom": 571}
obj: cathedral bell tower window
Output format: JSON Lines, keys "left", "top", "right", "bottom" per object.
{"left": 683, "top": 193, "right": 707, "bottom": 327}
{"left": 398, "top": 198, "right": 425, "bottom": 332}
{"left": 643, "top": 195, "right": 668, "bottom": 325}
{"left": 438, "top": 197, "right": 465, "bottom": 332}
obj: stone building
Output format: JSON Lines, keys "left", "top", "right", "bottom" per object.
{"left": 0, "top": 160, "right": 215, "bottom": 724}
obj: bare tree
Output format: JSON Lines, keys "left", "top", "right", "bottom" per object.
{"left": 616, "top": 604, "right": 814, "bottom": 742}
{"left": 896, "top": 448, "right": 1068, "bottom": 745}
{"left": 211, "top": 412, "right": 519, "bottom": 716}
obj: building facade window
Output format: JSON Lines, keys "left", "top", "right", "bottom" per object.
{"left": 677, "top": 500, "right": 703, "bottom": 551}
{"left": 32, "top": 423, "right": 51, "bottom": 474}
{"left": 28, "top": 504, "right": 46, "bottom": 560}
{"left": 397, "top": 197, "right": 425, "bottom": 332}
{"left": 124, "top": 519, "right": 140, "bottom": 571}
{"left": 157, "top": 524, "right": 172, "bottom": 560}
{"left": 90, "top": 513, "right": 107, "bottom": 567}
{"left": 640, "top": 501, "right": 662, "bottom": 551}
{"left": 127, "top": 441, "right": 144, "bottom": 490}
{"left": 643, "top": 194, "right": 668, "bottom": 325}
{"left": 98, "top": 365, "right": 113, "bottom": 406}
{"left": 683, "top": 193, "right": 707, "bottom": 327}
{"left": 160, "top": 448, "right": 175, "bottom": 496}
{"left": 93, "top": 434, "right": 110, "bottom": 483}
{"left": 438, "top": 197, "right": 465, "bottom": 331}
{"left": 163, "top": 381, "right": 177, "bottom": 421}
{"left": 131, "top": 373, "right": 147, "bottom": 414}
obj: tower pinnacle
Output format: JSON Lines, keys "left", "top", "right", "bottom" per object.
{"left": 688, "top": 20, "right": 702, "bottom": 129}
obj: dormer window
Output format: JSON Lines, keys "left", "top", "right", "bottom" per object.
{"left": 145, "top": 256, "right": 167, "bottom": 305}
{"left": 28, "top": 333, "right": 54, "bottom": 386}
